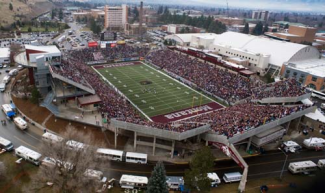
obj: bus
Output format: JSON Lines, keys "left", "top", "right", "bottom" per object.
{"left": 288, "top": 160, "right": 318, "bottom": 174}
{"left": 96, "top": 148, "right": 124, "bottom": 162}
{"left": 0, "top": 136, "right": 14, "bottom": 151}
{"left": 119, "top": 174, "right": 148, "bottom": 189}
{"left": 1, "top": 104, "right": 15, "bottom": 118}
{"left": 166, "top": 176, "right": 184, "bottom": 190}
{"left": 125, "top": 152, "right": 147, "bottom": 164}
{"left": 307, "top": 88, "right": 325, "bottom": 100}
{"left": 42, "top": 132, "right": 64, "bottom": 144}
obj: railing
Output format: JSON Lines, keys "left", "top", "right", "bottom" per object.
{"left": 111, "top": 119, "right": 211, "bottom": 141}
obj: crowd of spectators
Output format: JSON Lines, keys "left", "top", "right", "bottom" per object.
{"left": 53, "top": 47, "right": 312, "bottom": 136}
{"left": 50, "top": 61, "right": 92, "bottom": 89}
{"left": 180, "top": 103, "right": 311, "bottom": 138}
{"left": 146, "top": 49, "right": 307, "bottom": 103}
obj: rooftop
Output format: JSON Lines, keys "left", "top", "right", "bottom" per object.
{"left": 0, "top": 48, "right": 10, "bottom": 58}
{"left": 287, "top": 58, "right": 325, "bottom": 77}
{"left": 25, "top": 45, "right": 61, "bottom": 54}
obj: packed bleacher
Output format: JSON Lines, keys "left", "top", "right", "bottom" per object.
{"left": 54, "top": 46, "right": 312, "bottom": 136}
{"left": 50, "top": 61, "right": 92, "bottom": 89}
{"left": 146, "top": 49, "right": 261, "bottom": 103}
{"left": 250, "top": 78, "right": 307, "bottom": 100}
{"left": 179, "top": 103, "right": 310, "bottom": 138}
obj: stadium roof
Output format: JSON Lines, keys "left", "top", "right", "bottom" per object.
{"left": 25, "top": 45, "right": 60, "bottom": 54}
{"left": 165, "top": 33, "right": 218, "bottom": 44}
{"left": 0, "top": 48, "right": 10, "bottom": 58}
{"left": 287, "top": 59, "right": 325, "bottom": 77}
{"left": 212, "top": 32, "right": 311, "bottom": 67}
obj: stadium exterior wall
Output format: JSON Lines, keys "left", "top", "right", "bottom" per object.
{"left": 111, "top": 119, "right": 211, "bottom": 141}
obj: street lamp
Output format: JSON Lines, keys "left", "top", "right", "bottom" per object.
{"left": 278, "top": 147, "right": 288, "bottom": 180}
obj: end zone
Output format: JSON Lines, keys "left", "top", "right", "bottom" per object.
{"left": 150, "top": 102, "right": 223, "bottom": 123}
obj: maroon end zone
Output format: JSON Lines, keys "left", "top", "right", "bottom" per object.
{"left": 150, "top": 102, "right": 224, "bottom": 123}
{"left": 93, "top": 61, "right": 142, "bottom": 69}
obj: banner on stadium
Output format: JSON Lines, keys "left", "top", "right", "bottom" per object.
{"left": 88, "top": 41, "right": 98, "bottom": 47}
{"left": 100, "top": 41, "right": 117, "bottom": 49}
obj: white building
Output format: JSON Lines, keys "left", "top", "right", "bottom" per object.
{"left": 104, "top": 5, "right": 128, "bottom": 29}
{"left": 165, "top": 32, "right": 320, "bottom": 74}
{"left": 0, "top": 48, "right": 10, "bottom": 65}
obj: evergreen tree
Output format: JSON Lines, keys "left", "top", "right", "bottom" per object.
{"left": 51, "top": 9, "right": 56, "bottom": 19}
{"left": 59, "top": 9, "right": 63, "bottom": 20}
{"left": 242, "top": 23, "right": 249, "bottom": 34}
{"left": 28, "top": 26, "right": 32, "bottom": 32}
{"left": 147, "top": 162, "right": 168, "bottom": 193}
{"left": 263, "top": 24, "right": 269, "bottom": 33}
{"left": 9, "top": 3, "right": 13, "bottom": 11}
{"left": 184, "top": 146, "right": 215, "bottom": 192}
{"left": 252, "top": 21, "right": 264, "bottom": 35}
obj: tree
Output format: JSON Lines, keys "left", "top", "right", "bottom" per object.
{"left": 28, "top": 26, "right": 32, "bottom": 32}
{"left": 180, "top": 28, "right": 185, "bottom": 33}
{"left": 284, "top": 24, "right": 289, "bottom": 29}
{"left": 252, "top": 21, "right": 264, "bottom": 35}
{"left": 24, "top": 126, "right": 104, "bottom": 193}
{"left": 184, "top": 146, "right": 215, "bottom": 192}
{"left": 147, "top": 162, "right": 168, "bottom": 193}
{"left": 263, "top": 24, "right": 269, "bottom": 33}
{"left": 30, "top": 87, "right": 41, "bottom": 104}
{"left": 51, "top": 9, "right": 56, "bottom": 20}
{"left": 9, "top": 3, "right": 13, "bottom": 11}
{"left": 242, "top": 23, "right": 249, "bottom": 34}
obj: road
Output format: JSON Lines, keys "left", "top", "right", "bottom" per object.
{"left": 0, "top": 67, "right": 43, "bottom": 151}
{"left": 1, "top": 69, "right": 325, "bottom": 184}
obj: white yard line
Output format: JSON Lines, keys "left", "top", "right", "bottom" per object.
{"left": 92, "top": 66, "right": 153, "bottom": 122}
{"left": 142, "top": 62, "right": 225, "bottom": 107}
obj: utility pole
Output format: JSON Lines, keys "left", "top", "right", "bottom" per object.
{"left": 226, "top": 0, "right": 229, "bottom": 18}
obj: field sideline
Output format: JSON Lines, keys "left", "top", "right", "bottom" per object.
{"left": 93, "top": 61, "right": 223, "bottom": 123}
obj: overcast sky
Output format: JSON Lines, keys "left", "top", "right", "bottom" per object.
{"left": 101, "top": 0, "right": 325, "bottom": 13}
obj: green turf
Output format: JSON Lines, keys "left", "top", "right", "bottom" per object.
{"left": 96, "top": 62, "right": 214, "bottom": 118}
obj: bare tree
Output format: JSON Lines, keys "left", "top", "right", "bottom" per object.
{"left": 24, "top": 126, "right": 106, "bottom": 193}
{"left": 0, "top": 161, "right": 6, "bottom": 180}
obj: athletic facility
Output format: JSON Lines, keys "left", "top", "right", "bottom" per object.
{"left": 93, "top": 61, "right": 223, "bottom": 123}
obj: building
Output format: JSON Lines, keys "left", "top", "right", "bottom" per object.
{"left": 252, "top": 10, "right": 269, "bottom": 21}
{"left": 125, "top": 23, "right": 147, "bottom": 36}
{"left": 281, "top": 59, "right": 325, "bottom": 91}
{"left": 14, "top": 45, "right": 61, "bottom": 96}
{"left": 216, "top": 17, "right": 244, "bottom": 26}
{"left": 72, "top": 9, "right": 105, "bottom": 20}
{"left": 228, "top": 23, "right": 256, "bottom": 33}
{"left": 162, "top": 24, "right": 206, "bottom": 34}
{"left": 104, "top": 5, "right": 128, "bottom": 30}
{"left": 272, "top": 21, "right": 307, "bottom": 29}
{"left": 0, "top": 48, "right": 10, "bottom": 65}
{"left": 166, "top": 32, "right": 320, "bottom": 74}
{"left": 265, "top": 25, "right": 317, "bottom": 44}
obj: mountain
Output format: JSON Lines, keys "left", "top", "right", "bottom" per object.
{"left": 0, "top": 0, "right": 55, "bottom": 27}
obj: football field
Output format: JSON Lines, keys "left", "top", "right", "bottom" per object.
{"left": 94, "top": 62, "right": 223, "bottom": 123}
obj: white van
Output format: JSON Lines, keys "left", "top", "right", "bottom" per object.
{"left": 223, "top": 172, "right": 242, "bottom": 183}
{"left": 2, "top": 75, "right": 11, "bottom": 84}
{"left": 13, "top": 117, "right": 28, "bottom": 130}
{"left": 0, "top": 136, "right": 14, "bottom": 151}
{"left": 282, "top": 141, "right": 301, "bottom": 153}
{"left": 66, "top": 140, "right": 87, "bottom": 151}
{"left": 42, "top": 132, "right": 64, "bottom": 144}
{"left": 15, "top": 146, "right": 42, "bottom": 166}
{"left": 0, "top": 83, "right": 5, "bottom": 92}
{"left": 84, "top": 169, "right": 107, "bottom": 183}
{"left": 317, "top": 159, "right": 325, "bottom": 169}
{"left": 166, "top": 176, "right": 184, "bottom": 190}
{"left": 9, "top": 69, "right": 19, "bottom": 76}
{"left": 208, "top": 172, "right": 221, "bottom": 187}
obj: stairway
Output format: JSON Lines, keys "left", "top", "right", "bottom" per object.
{"left": 41, "top": 91, "right": 59, "bottom": 116}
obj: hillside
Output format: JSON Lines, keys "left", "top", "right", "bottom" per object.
{"left": 0, "top": 0, "right": 55, "bottom": 27}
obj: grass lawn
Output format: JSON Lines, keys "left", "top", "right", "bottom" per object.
{"left": 0, "top": 153, "right": 39, "bottom": 193}
{"left": 96, "top": 62, "right": 215, "bottom": 119}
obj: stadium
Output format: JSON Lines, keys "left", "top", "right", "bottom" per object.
{"left": 15, "top": 43, "right": 317, "bottom": 191}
